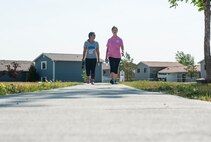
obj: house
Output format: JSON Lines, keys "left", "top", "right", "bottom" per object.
{"left": 0, "top": 60, "right": 32, "bottom": 82}
{"left": 198, "top": 60, "right": 206, "bottom": 78}
{"left": 135, "top": 61, "right": 183, "bottom": 81}
{"left": 34, "top": 53, "right": 103, "bottom": 82}
{"left": 158, "top": 65, "right": 200, "bottom": 82}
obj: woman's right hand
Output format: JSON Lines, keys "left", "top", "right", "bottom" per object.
{"left": 105, "top": 58, "right": 108, "bottom": 63}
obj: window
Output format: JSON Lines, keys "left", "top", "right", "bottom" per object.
{"left": 41, "top": 61, "right": 47, "bottom": 70}
{"left": 103, "top": 70, "right": 106, "bottom": 75}
{"left": 204, "top": 64, "right": 206, "bottom": 70}
{"left": 41, "top": 77, "right": 47, "bottom": 82}
{"left": 137, "top": 68, "right": 140, "bottom": 73}
{"left": 144, "top": 68, "right": 147, "bottom": 73}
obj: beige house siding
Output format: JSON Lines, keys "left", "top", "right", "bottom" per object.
{"left": 135, "top": 63, "right": 150, "bottom": 80}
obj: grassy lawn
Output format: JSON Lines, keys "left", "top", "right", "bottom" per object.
{"left": 0, "top": 82, "right": 81, "bottom": 95}
{"left": 122, "top": 81, "right": 211, "bottom": 102}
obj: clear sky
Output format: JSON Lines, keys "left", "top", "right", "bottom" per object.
{"left": 0, "top": 0, "right": 204, "bottom": 64}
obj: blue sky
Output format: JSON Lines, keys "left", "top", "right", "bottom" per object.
{"left": 0, "top": 0, "right": 204, "bottom": 63}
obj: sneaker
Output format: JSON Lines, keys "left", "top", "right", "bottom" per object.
{"left": 91, "top": 79, "right": 95, "bottom": 85}
{"left": 86, "top": 79, "right": 90, "bottom": 84}
{"left": 110, "top": 79, "right": 114, "bottom": 85}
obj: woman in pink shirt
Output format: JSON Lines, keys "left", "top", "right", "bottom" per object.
{"left": 105, "top": 26, "right": 124, "bottom": 84}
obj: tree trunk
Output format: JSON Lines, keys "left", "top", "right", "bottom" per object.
{"left": 204, "top": 0, "right": 211, "bottom": 82}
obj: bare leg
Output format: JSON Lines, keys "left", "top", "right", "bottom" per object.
{"left": 86, "top": 76, "right": 90, "bottom": 84}
{"left": 114, "top": 73, "right": 118, "bottom": 81}
{"left": 110, "top": 72, "right": 114, "bottom": 80}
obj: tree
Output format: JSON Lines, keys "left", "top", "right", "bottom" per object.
{"left": 175, "top": 51, "right": 198, "bottom": 78}
{"left": 168, "top": 0, "right": 211, "bottom": 82}
{"left": 119, "top": 52, "right": 137, "bottom": 81}
{"left": 5, "top": 62, "right": 21, "bottom": 80}
{"left": 27, "top": 64, "right": 39, "bottom": 82}
{"left": 176, "top": 51, "right": 195, "bottom": 66}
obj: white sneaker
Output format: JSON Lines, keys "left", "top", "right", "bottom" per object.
{"left": 91, "top": 79, "right": 95, "bottom": 85}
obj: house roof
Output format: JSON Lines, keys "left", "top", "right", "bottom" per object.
{"left": 40, "top": 53, "right": 83, "bottom": 61}
{"left": 158, "top": 66, "right": 187, "bottom": 73}
{"left": 139, "top": 61, "right": 183, "bottom": 67}
{"left": 34, "top": 53, "right": 104, "bottom": 62}
{"left": 0, "top": 60, "right": 32, "bottom": 71}
{"left": 198, "top": 59, "right": 204, "bottom": 63}
{"left": 158, "top": 65, "right": 200, "bottom": 74}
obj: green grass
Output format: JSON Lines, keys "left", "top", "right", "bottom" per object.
{"left": 0, "top": 82, "right": 81, "bottom": 95}
{"left": 122, "top": 81, "right": 211, "bottom": 101}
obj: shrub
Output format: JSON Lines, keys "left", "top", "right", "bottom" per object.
{"left": 0, "top": 83, "right": 7, "bottom": 95}
{"left": 122, "top": 81, "right": 211, "bottom": 101}
{"left": 158, "top": 84, "right": 173, "bottom": 91}
{"left": 0, "top": 82, "right": 81, "bottom": 95}
{"left": 27, "top": 64, "right": 39, "bottom": 82}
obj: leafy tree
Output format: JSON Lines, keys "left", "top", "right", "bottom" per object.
{"left": 81, "top": 70, "right": 87, "bottom": 83}
{"left": 176, "top": 51, "right": 195, "bottom": 66}
{"left": 168, "top": 0, "right": 211, "bottom": 82}
{"left": 119, "top": 52, "right": 137, "bottom": 81}
{"left": 27, "top": 64, "right": 39, "bottom": 82}
{"left": 176, "top": 51, "right": 198, "bottom": 78}
{"left": 186, "top": 65, "right": 198, "bottom": 78}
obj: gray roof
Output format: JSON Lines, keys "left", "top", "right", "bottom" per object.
{"left": 34, "top": 53, "right": 104, "bottom": 62}
{"left": 139, "top": 61, "right": 183, "bottom": 67}
{"left": 41, "top": 53, "right": 83, "bottom": 61}
{"left": 158, "top": 66, "right": 187, "bottom": 73}
{"left": 0, "top": 60, "right": 32, "bottom": 71}
{"left": 158, "top": 65, "right": 200, "bottom": 74}
{"left": 198, "top": 59, "right": 204, "bottom": 63}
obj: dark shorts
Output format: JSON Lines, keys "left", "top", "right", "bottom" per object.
{"left": 109, "top": 57, "right": 121, "bottom": 74}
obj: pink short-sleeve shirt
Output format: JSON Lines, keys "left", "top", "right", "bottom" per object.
{"left": 106, "top": 36, "right": 123, "bottom": 59}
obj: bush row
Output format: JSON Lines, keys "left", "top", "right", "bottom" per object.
{"left": 122, "top": 81, "right": 211, "bottom": 101}
{"left": 0, "top": 82, "right": 81, "bottom": 95}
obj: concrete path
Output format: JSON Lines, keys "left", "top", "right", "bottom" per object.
{"left": 0, "top": 83, "right": 211, "bottom": 142}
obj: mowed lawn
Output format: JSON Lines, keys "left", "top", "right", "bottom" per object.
{"left": 122, "top": 81, "right": 211, "bottom": 101}
{"left": 0, "top": 82, "right": 81, "bottom": 95}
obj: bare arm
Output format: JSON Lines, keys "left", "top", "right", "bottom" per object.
{"left": 105, "top": 45, "right": 109, "bottom": 60}
{"left": 82, "top": 44, "right": 87, "bottom": 61}
{"left": 96, "top": 47, "right": 100, "bottom": 63}
{"left": 121, "top": 39, "right": 124, "bottom": 56}
{"left": 121, "top": 44, "right": 124, "bottom": 56}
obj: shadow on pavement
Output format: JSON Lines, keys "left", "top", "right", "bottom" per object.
{"left": 0, "top": 84, "right": 163, "bottom": 108}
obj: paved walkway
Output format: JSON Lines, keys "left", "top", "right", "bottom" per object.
{"left": 0, "top": 83, "right": 211, "bottom": 142}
